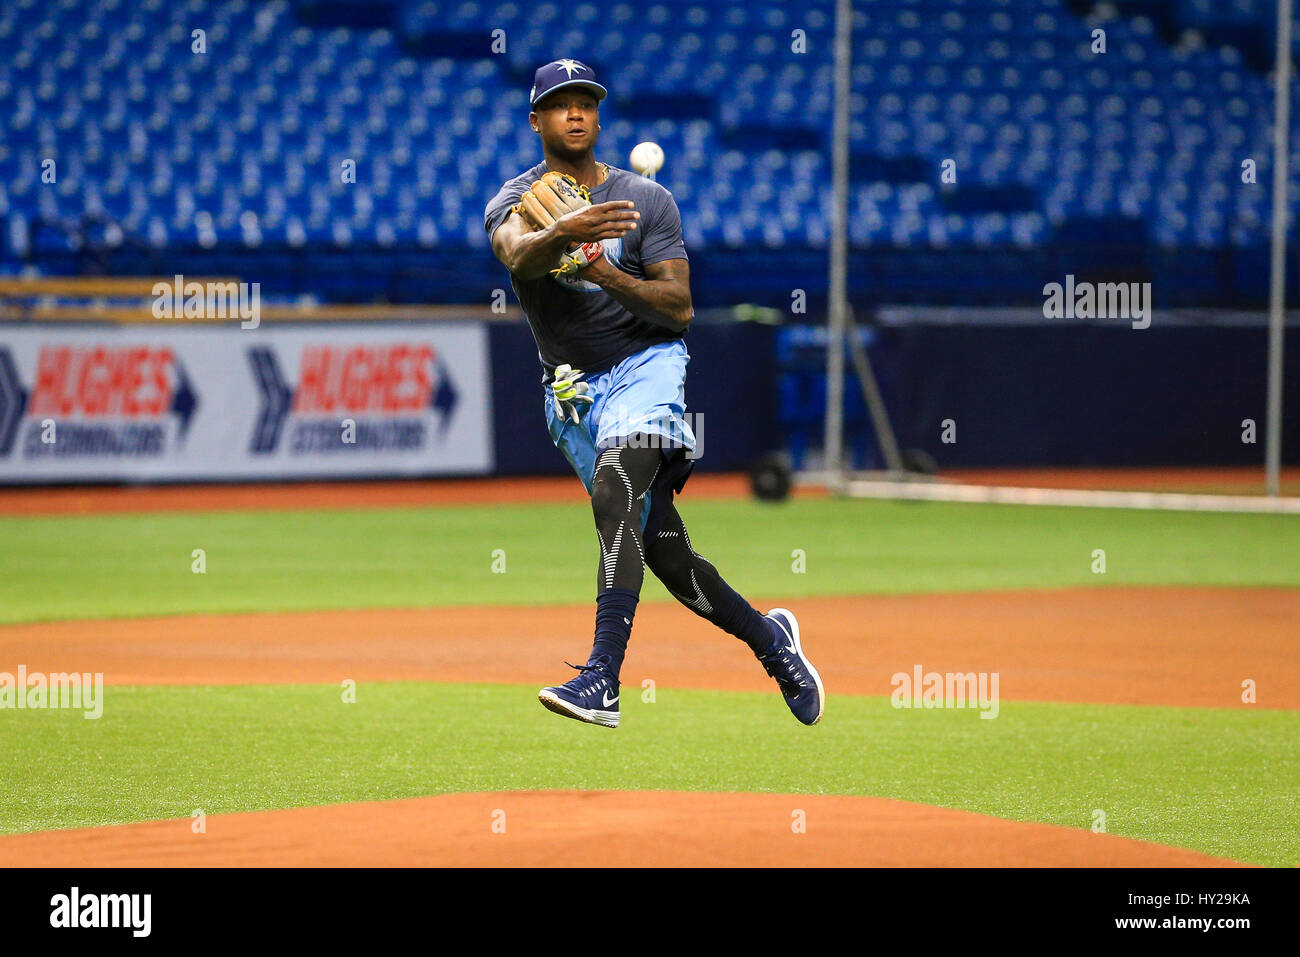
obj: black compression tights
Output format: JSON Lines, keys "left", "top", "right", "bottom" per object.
{"left": 590, "top": 442, "right": 661, "bottom": 594}
{"left": 589, "top": 440, "right": 775, "bottom": 653}
{"left": 643, "top": 503, "right": 728, "bottom": 615}
{"left": 645, "top": 501, "right": 775, "bottom": 650}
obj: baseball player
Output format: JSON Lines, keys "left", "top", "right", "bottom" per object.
{"left": 484, "top": 59, "right": 824, "bottom": 729}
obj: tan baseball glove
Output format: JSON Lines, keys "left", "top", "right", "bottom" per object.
{"left": 512, "top": 172, "right": 605, "bottom": 278}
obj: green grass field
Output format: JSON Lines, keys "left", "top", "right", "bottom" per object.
{"left": 2, "top": 684, "right": 1297, "bottom": 865}
{"left": 2, "top": 496, "right": 1297, "bottom": 865}
{"left": 3, "top": 498, "right": 1298, "bottom": 623}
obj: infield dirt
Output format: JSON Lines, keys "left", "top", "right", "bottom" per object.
{"left": 2, "top": 587, "right": 1293, "bottom": 709}
{"left": 0, "top": 790, "right": 1249, "bottom": 867}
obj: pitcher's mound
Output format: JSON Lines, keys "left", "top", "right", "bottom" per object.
{"left": 0, "top": 790, "right": 1245, "bottom": 867}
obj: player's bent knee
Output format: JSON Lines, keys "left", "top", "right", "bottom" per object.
{"left": 645, "top": 545, "right": 691, "bottom": 594}
{"left": 590, "top": 470, "right": 632, "bottom": 522}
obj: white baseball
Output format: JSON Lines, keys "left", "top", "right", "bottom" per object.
{"left": 630, "top": 141, "right": 664, "bottom": 176}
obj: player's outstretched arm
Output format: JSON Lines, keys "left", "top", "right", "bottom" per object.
{"left": 491, "top": 211, "right": 573, "bottom": 280}
{"left": 492, "top": 202, "right": 640, "bottom": 281}
{"left": 582, "top": 256, "right": 693, "bottom": 330}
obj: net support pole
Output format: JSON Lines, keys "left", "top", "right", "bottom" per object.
{"left": 1267, "top": 0, "right": 1292, "bottom": 497}
{"left": 846, "top": 307, "right": 905, "bottom": 472}
{"left": 824, "top": 0, "right": 852, "bottom": 490}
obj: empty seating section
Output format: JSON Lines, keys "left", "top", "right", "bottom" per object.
{"left": 0, "top": 0, "right": 1288, "bottom": 302}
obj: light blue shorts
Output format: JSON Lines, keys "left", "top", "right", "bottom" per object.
{"left": 544, "top": 339, "right": 697, "bottom": 527}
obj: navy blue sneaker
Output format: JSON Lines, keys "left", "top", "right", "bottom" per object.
{"left": 757, "top": 608, "right": 825, "bottom": 725}
{"left": 538, "top": 662, "right": 620, "bottom": 728}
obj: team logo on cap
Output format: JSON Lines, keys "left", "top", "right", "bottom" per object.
{"left": 554, "top": 59, "right": 587, "bottom": 78}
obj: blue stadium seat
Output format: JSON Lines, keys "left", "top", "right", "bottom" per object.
{"left": 1, "top": 0, "right": 1297, "bottom": 273}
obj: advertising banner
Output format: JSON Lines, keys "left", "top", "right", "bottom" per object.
{"left": 0, "top": 322, "right": 493, "bottom": 482}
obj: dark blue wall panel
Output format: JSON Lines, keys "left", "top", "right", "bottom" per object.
{"left": 491, "top": 320, "right": 1299, "bottom": 473}
{"left": 889, "top": 325, "right": 1300, "bottom": 467}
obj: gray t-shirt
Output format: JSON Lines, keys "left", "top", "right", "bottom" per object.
{"left": 484, "top": 162, "right": 689, "bottom": 377}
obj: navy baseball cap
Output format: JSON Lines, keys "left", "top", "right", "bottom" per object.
{"left": 529, "top": 59, "right": 607, "bottom": 108}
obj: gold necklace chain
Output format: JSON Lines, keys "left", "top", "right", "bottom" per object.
{"left": 546, "top": 162, "right": 607, "bottom": 187}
